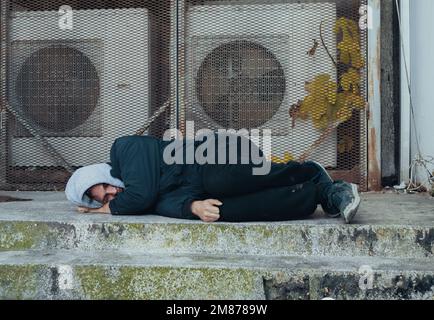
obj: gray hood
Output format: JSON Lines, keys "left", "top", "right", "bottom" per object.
{"left": 65, "top": 163, "right": 125, "bottom": 208}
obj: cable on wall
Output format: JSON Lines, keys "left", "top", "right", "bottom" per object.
{"left": 394, "top": 0, "right": 434, "bottom": 193}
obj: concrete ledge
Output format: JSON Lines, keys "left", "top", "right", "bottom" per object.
{"left": 0, "top": 192, "right": 433, "bottom": 258}
{"left": 0, "top": 192, "right": 434, "bottom": 258}
{"left": 1, "top": 191, "right": 433, "bottom": 226}
{"left": 0, "top": 250, "right": 433, "bottom": 300}
{"left": 0, "top": 219, "right": 433, "bottom": 258}
{"left": 1, "top": 192, "right": 432, "bottom": 300}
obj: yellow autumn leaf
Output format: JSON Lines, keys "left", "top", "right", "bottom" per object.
{"left": 326, "top": 82, "right": 337, "bottom": 104}
{"left": 298, "top": 74, "right": 339, "bottom": 130}
{"left": 346, "top": 93, "right": 366, "bottom": 109}
{"left": 312, "top": 114, "right": 330, "bottom": 130}
{"left": 308, "top": 74, "right": 337, "bottom": 102}
{"left": 341, "top": 68, "right": 361, "bottom": 93}
{"left": 315, "top": 74, "right": 334, "bottom": 84}
{"left": 338, "top": 39, "right": 364, "bottom": 69}
{"left": 335, "top": 18, "right": 360, "bottom": 44}
{"left": 271, "top": 152, "right": 294, "bottom": 164}
{"left": 292, "top": 18, "right": 366, "bottom": 132}
{"left": 335, "top": 93, "right": 353, "bottom": 123}
{"left": 326, "top": 102, "right": 339, "bottom": 123}
{"left": 335, "top": 18, "right": 365, "bottom": 69}
{"left": 335, "top": 92, "right": 348, "bottom": 107}
{"left": 340, "top": 51, "right": 351, "bottom": 65}
{"left": 336, "top": 105, "right": 353, "bottom": 123}
{"left": 312, "top": 100, "right": 329, "bottom": 120}
{"left": 350, "top": 49, "right": 365, "bottom": 69}
{"left": 300, "top": 95, "right": 315, "bottom": 118}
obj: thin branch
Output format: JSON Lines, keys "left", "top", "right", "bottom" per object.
{"left": 320, "top": 20, "right": 337, "bottom": 68}
{"left": 135, "top": 99, "right": 171, "bottom": 136}
{"left": 298, "top": 122, "right": 341, "bottom": 162}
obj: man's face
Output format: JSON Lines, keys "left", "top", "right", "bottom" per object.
{"left": 88, "top": 184, "right": 123, "bottom": 204}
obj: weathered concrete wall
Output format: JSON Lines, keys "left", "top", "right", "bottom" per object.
{"left": 410, "top": 0, "right": 434, "bottom": 189}
{"left": 1, "top": 250, "right": 433, "bottom": 300}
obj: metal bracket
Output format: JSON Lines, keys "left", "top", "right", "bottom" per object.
{"left": 3, "top": 98, "right": 74, "bottom": 173}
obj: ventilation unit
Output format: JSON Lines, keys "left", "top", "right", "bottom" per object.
{"left": 186, "top": 3, "right": 338, "bottom": 166}
{"left": 9, "top": 8, "right": 149, "bottom": 167}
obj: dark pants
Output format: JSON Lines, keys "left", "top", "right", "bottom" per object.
{"left": 201, "top": 162, "right": 321, "bottom": 222}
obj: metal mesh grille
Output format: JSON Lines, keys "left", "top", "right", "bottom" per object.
{"left": 12, "top": 41, "right": 102, "bottom": 137}
{"left": 184, "top": 0, "right": 367, "bottom": 188}
{"left": 196, "top": 39, "right": 286, "bottom": 130}
{"left": 0, "top": 0, "right": 367, "bottom": 191}
{"left": 0, "top": 0, "right": 173, "bottom": 190}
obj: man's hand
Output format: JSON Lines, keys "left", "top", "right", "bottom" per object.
{"left": 191, "top": 199, "right": 223, "bottom": 223}
{"left": 77, "top": 202, "right": 111, "bottom": 214}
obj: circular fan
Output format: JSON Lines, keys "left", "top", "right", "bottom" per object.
{"left": 16, "top": 45, "right": 100, "bottom": 133}
{"left": 196, "top": 40, "right": 286, "bottom": 130}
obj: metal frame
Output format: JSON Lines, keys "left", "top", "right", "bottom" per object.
{"left": 171, "top": 0, "right": 179, "bottom": 135}
{"left": 0, "top": 0, "right": 9, "bottom": 187}
{"left": 1, "top": 0, "right": 382, "bottom": 191}
{"left": 176, "top": 0, "right": 186, "bottom": 137}
{"left": 367, "top": 0, "right": 382, "bottom": 191}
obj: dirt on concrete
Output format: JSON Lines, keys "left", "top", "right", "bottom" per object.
{"left": 0, "top": 195, "right": 32, "bottom": 203}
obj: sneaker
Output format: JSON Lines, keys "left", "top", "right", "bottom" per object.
{"left": 305, "top": 161, "right": 340, "bottom": 218}
{"left": 328, "top": 181, "right": 361, "bottom": 224}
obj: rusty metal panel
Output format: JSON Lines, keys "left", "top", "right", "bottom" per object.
{"left": 368, "top": 0, "right": 381, "bottom": 191}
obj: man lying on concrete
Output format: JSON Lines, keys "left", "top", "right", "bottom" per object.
{"left": 65, "top": 133, "right": 361, "bottom": 223}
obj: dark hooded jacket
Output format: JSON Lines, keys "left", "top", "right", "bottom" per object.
{"left": 108, "top": 134, "right": 263, "bottom": 219}
{"left": 108, "top": 135, "right": 205, "bottom": 219}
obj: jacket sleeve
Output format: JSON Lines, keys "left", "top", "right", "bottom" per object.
{"left": 154, "top": 184, "right": 204, "bottom": 220}
{"left": 108, "top": 136, "right": 161, "bottom": 215}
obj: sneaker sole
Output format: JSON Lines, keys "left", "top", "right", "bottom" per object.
{"left": 342, "top": 184, "right": 361, "bottom": 224}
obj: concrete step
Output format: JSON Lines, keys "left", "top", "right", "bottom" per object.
{"left": 0, "top": 249, "right": 433, "bottom": 300}
{"left": 0, "top": 192, "right": 433, "bottom": 258}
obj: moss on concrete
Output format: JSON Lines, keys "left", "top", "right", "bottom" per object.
{"left": 0, "top": 220, "right": 432, "bottom": 258}
{"left": 75, "top": 265, "right": 263, "bottom": 300}
{"left": 1, "top": 258, "right": 434, "bottom": 300}
{"left": 0, "top": 265, "right": 39, "bottom": 299}
{"left": 0, "top": 222, "right": 50, "bottom": 251}
{"left": 0, "top": 221, "right": 78, "bottom": 251}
